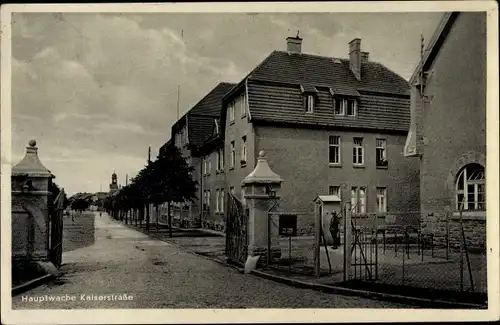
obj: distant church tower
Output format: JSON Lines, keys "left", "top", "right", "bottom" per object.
{"left": 109, "top": 171, "right": 119, "bottom": 194}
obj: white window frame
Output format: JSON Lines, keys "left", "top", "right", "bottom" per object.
{"left": 216, "top": 189, "right": 220, "bottom": 213}
{"left": 353, "top": 137, "right": 364, "bottom": 165}
{"left": 376, "top": 139, "right": 387, "bottom": 163}
{"left": 219, "top": 148, "right": 224, "bottom": 170}
{"left": 241, "top": 93, "right": 246, "bottom": 117}
{"left": 306, "top": 95, "right": 314, "bottom": 113}
{"left": 241, "top": 136, "right": 247, "bottom": 163}
{"left": 456, "top": 164, "right": 485, "bottom": 211}
{"left": 229, "top": 102, "right": 235, "bottom": 123}
{"left": 377, "top": 187, "right": 387, "bottom": 213}
{"left": 220, "top": 189, "right": 224, "bottom": 213}
{"left": 334, "top": 98, "right": 346, "bottom": 116}
{"left": 207, "top": 190, "right": 211, "bottom": 210}
{"left": 216, "top": 151, "right": 220, "bottom": 171}
{"left": 351, "top": 187, "right": 358, "bottom": 213}
{"left": 329, "top": 135, "right": 341, "bottom": 164}
{"left": 329, "top": 186, "right": 341, "bottom": 199}
{"left": 359, "top": 187, "right": 366, "bottom": 213}
{"left": 230, "top": 141, "right": 235, "bottom": 167}
{"left": 347, "top": 99, "right": 357, "bottom": 116}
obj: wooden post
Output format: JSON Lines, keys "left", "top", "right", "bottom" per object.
{"left": 314, "top": 202, "right": 321, "bottom": 278}
{"left": 168, "top": 202, "right": 172, "bottom": 238}
{"left": 343, "top": 202, "right": 352, "bottom": 282}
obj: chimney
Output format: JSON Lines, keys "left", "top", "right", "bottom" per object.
{"left": 361, "top": 51, "right": 369, "bottom": 63}
{"left": 349, "top": 38, "right": 361, "bottom": 80}
{"left": 286, "top": 36, "right": 302, "bottom": 54}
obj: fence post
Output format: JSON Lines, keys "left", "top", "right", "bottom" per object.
{"left": 314, "top": 202, "right": 321, "bottom": 278}
{"left": 343, "top": 202, "right": 352, "bottom": 282}
{"left": 446, "top": 212, "right": 450, "bottom": 260}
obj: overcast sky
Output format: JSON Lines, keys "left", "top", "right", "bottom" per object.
{"left": 11, "top": 11, "right": 443, "bottom": 196}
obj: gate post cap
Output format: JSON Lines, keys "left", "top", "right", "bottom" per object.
{"left": 242, "top": 150, "right": 283, "bottom": 185}
{"left": 12, "top": 139, "right": 52, "bottom": 177}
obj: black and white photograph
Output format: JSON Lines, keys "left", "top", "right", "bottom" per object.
{"left": 1, "top": 1, "right": 498, "bottom": 324}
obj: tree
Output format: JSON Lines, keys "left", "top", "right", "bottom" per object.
{"left": 150, "top": 144, "right": 198, "bottom": 236}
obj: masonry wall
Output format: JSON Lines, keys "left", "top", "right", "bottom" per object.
{"left": 200, "top": 144, "right": 227, "bottom": 231}
{"left": 224, "top": 88, "right": 257, "bottom": 202}
{"left": 419, "top": 12, "right": 486, "bottom": 249}
{"left": 254, "top": 125, "right": 420, "bottom": 230}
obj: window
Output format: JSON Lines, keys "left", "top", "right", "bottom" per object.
{"left": 334, "top": 98, "right": 357, "bottom": 116}
{"left": 207, "top": 190, "right": 211, "bottom": 210}
{"left": 351, "top": 187, "right": 358, "bottom": 213}
{"left": 347, "top": 99, "right": 357, "bottom": 116}
{"left": 230, "top": 141, "right": 235, "bottom": 167}
{"left": 377, "top": 187, "right": 387, "bottom": 212}
{"left": 329, "top": 186, "right": 341, "bottom": 198}
{"left": 215, "top": 189, "right": 220, "bottom": 213}
{"left": 208, "top": 155, "right": 212, "bottom": 174}
{"left": 241, "top": 136, "right": 247, "bottom": 164}
{"left": 456, "top": 164, "right": 485, "bottom": 210}
{"left": 203, "top": 191, "right": 209, "bottom": 211}
{"left": 216, "top": 151, "right": 220, "bottom": 171}
{"left": 241, "top": 93, "right": 247, "bottom": 117}
{"left": 376, "top": 139, "right": 387, "bottom": 166}
{"left": 220, "top": 189, "right": 224, "bottom": 213}
{"left": 306, "top": 95, "right": 314, "bottom": 113}
{"left": 359, "top": 187, "right": 366, "bottom": 213}
{"left": 229, "top": 102, "right": 235, "bottom": 123}
{"left": 217, "top": 148, "right": 224, "bottom": 171}
{"left": 329, "top": 136, "right": 341, "bottom": 164}
{"left": 334, "top": 99, "right": 345, "bottom": 115}
{"left": 353, "top": 137, "right": 364, "bottom": 165}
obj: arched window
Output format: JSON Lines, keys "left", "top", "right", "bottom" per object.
{"left": 456, "top": 164, "right": 485, "bottom": 211}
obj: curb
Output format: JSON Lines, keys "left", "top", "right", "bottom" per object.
{"left": 121, "top": 221, "right": 486, "bottom": 309}
{"left": 12, "top": 274, "right": 55, "bottom": 296}
{"left": 249, "top": 269, "right": 487, "bottom": 309}
{"left": 123, "top": 223, "right": 244, "bottom": 274}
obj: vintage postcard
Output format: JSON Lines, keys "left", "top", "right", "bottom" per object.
{"left": 1, "top": 1, "right": 499, "bottom": 324}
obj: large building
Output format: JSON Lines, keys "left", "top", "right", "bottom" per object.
{"left": 166, "top": 35, "right": 421, "bottom": 232}
{"left": 162, "top": 82, "right": 236, "bottom": 227}
{"left": 404, "top": 12, "right": 486, "bottom": 250}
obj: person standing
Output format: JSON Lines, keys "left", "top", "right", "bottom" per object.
{"left": 329, "top": 211, "right": 341, "bottom": 249}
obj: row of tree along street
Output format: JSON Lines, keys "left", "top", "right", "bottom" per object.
{"left": 103, "top": 144, "right": 198, "bottom": 235}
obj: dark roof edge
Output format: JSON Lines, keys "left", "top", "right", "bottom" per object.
{"left": 409, "top": 12, "right": 459, "bottom": 84}
{"left": 251, "top": 118, "right": 409, "bottom": 134}
{"left": 222, "top": 51, "right": 278, "bottom": 103}
{"left": 247, "top": 79, "right": 410, "bottom": 99}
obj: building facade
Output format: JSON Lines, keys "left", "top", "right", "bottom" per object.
{"left": 404, "top": 12, "right": 486, "bottom": 250}
{"left": 212, "top": 36, "right": 420, "bottom": 232}
{"left": 161, "top": 82, "right": 235, "bottom": 228}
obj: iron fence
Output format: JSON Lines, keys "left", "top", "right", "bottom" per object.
{"left": 265, "top": 211, "right": 321, "bottom": 275}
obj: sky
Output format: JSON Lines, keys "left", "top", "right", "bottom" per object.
{"left": 10, "top": 11, "right": 443, "bottom": 196}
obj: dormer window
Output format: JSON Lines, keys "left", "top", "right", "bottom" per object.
{"left": 334, "top": 98, "right": 357, "bottom": 116}
{"left": 300, "top": 84, "right": 317, "bottom": 114}
{"left": 306, "top": 95, "right": 314, "bottom": 113}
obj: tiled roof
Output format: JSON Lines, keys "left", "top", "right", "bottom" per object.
{"left": 249, "top": 51, "right": 410, "bottom": 96}
{"left": 240, "top": 50, "right": 411, "bottom": 132}
{"left": 188, "top": 115, "right": 217, "bottom": 147}
{"left": 248, "top": 81, "right": 410, "bottom": 132}
{"left": 186, "top": 82, "right": 235, "bottom": 148}
{"left": 189, "top": 82, "right": 236, "bottom": 116}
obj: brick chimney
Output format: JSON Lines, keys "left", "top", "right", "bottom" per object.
{"left": 286, "top": 36, "right": 302, "bottom": 53}
{"left": 349, "top": 38, "right": 362, "bottom": 80}
{"left": 361, "top": 51, "right": 370, "bottom": 63}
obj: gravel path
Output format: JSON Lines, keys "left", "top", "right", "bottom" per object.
{"left": 12, "top": 213, "right": 408, "bottom": 309}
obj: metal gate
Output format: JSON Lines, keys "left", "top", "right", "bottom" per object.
{"left": 49, "top": 189, "right": 65, "bottom": 268}
{"left": 342, "top": 203, "right": 378, "bottom": 282}
{"left": 225, "top": 192, "right": 248, "bottom": 266}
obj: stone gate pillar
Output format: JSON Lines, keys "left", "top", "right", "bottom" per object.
{"left": 11, "top": 140, "right": 53, "bottom": 262}
{"left": 242, "top": 150, "right": 283, "bottom": 260}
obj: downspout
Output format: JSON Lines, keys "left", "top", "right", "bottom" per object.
{"left": 200, "top": 152, "right": 204, "bottom": 228}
